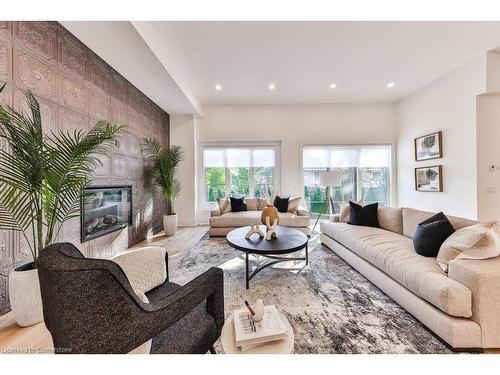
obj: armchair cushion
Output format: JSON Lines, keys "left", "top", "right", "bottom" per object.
{"left": 111, "top": 247, "right": 167, "bottom": 294}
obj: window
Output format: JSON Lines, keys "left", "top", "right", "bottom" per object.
{"left": 303, "top": 146, "right": 392, "bottom": 215}
{"left": 203, "top": 146, "right": 278, "bottom": 202}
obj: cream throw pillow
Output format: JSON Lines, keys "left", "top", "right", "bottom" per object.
{"left": 436, "top": 222, "right": 500, "bottom": 272}
{"left": 112, "top": 247, "right": 167, "bottom": 294}
{"left": 287, "top": 197, "right": 302, "bottom": 214}
{"left": 216, "top": 197, "right": 231, "bottom": 214}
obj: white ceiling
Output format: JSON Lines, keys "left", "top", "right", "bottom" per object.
{"left": 144, "top": 21, "right": 500, "bottom": 105}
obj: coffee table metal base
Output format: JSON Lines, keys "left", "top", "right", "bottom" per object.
{"left": 244, "top": 243, "right": 308, "bottom": 289}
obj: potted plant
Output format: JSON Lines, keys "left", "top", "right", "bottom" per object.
{"left": 142, "top": 138, "right": 184, "bottom": 236}
{"left": 0, "top": 83, "right": 123, "bottom": 326}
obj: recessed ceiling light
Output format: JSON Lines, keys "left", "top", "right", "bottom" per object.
{"left": 330, "top": 83, "right": 337, "bottom": 89}
{"left": 268, "top": 83, "right": 275, "bottom": 91}
{"left": 215, "top": 84, "right": 222, "bottom": 91}
{"left": 387, "top": 82, "right": 395, "bottom": 88}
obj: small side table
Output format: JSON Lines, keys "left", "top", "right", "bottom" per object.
{"left": 220, "top": 311, "right": 295, "bottom": 354}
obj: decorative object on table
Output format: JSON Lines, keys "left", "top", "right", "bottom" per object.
{"left": 415, "top": 131, "right": 443, "bottom": 161}
{"left": 261, "top": 204, "right": 280, "bottom": 225}
{"left": 312, "top": 170, "right": 342, "bottom": 232}
{"left": 0, "top": 83, "right": 123, "bottom": 327}
{"left": 226, "top": 226, "right": 308, "bottom": 289}
{"left": 245, "top": 224, "right": 264, "bottom": 239}
{"left": 264, "top": 216, "right": 279, "bottom": 240}
{"left": 142, "top": 138, "right": 184, "bottom": 236}
{"left": 232, "top": 304, "right": 288, "bottom": 351}
{"left": 261, "top": 204, "right": 279, "bottom": 240}
{"left": 253, "top": 299, "right": 265, "bottom": 321}
{"left": 415, "top": 165, "right": 443, "bottom": 192}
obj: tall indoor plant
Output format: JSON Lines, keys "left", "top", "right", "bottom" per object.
{"left": 142, "top": 138, "right": 184, "bottom": 236}
{"left": 0, "top": 83, "right": 123, "bottom": 326}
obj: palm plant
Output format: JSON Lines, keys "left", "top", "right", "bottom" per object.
{"left": 0, "top": 83, "right": 123, "bottom": 263}
{"left": 142, "top": 138, "right": 184, "bottom": 215}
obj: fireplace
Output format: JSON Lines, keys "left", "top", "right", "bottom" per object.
{"left": 81, "top": 185, "right": 132, "bottom": 242}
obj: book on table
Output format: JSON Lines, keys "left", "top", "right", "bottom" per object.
{"left": 233, "top": 305, "right": 287, "bottom": 351}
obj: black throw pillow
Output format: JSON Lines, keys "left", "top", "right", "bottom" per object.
{"left": 273, "top": 196, "right": 290, "bottom": 213}
{"left": 413, "top": 212, "right": 455, "bottom": 257}
{"left": 229, "top": 196, "right": 247, "bottom": 212}
{"left": 348, "top": 201, "right": 379, "bottom": 228}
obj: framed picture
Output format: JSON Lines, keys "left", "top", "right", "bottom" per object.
{"left": 415, "top": 165, "right": 443, "bottom": 192}
{"left": 414, "top": 131, "right": 443, "bottom": 161}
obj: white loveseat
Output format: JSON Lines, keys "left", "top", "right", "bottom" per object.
{"left": 320, "top": 207, "right": 500, "bottom": 350}
{"left": 209, "top": 198, "right": 311, "bottom": 236}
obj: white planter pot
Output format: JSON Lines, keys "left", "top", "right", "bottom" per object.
{"left": 163, "top": 214, "right": 178, "bottom": 236}
{"left": 8, "top": 263, "right": 43, "bottom": 327}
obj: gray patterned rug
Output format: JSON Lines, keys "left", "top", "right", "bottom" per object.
{"left": 170, "top": 233, "right": 453, "bottom": 354}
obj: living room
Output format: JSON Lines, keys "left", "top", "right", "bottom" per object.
{"left": 2, "top": 0, "right": 500, "bottom": 372}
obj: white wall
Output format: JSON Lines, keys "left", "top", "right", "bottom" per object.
{"left": 194, "top": 103, "right": 396, "bottom": 223}
{"left": 396, "top": 56, "right": 486, "bottom": 219}
{"left": 170, "top": 114, "right": 198, "bottom": 226}
{"left": 477, "top": 94, "right": 500, "bottom": 222}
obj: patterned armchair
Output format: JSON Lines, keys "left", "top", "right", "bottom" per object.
{"left": 37, "top": 242, "right": 224, "bottom": 354}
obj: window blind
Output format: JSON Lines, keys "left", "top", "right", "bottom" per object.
{"left": 303, "top": 146, "right": 391, "bottom": 168}
{"left": 203, "top": 148, "right": 275, "bottom": 168}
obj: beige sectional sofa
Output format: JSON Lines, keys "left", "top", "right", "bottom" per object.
{"left": 209, "top": 198, "right": 311, "bottom": 236}
{"left": 320, "top": 207, "right": 500, "bottom": 350}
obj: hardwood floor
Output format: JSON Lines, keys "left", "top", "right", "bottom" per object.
{"left": 0, "top": 225, "right": 208, "bottom": 354}
{"left": 1, "top": 224, "right": 498, "bottom": 354}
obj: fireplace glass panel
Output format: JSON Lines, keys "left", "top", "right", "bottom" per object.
{"left": 81, "top": 185, "right": 132, "bottom": 242}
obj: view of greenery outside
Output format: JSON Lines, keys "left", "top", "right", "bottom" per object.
{"left": 230, "top": 167, "right": 250, "bottom": 196}
{"left": 360, "top": 167, "right": 389, "bottom": 205}
{"left": 254, "top": 167, "right": 274, "bottom": 198}
{"left": 206, "top": 166, "right": 274, "bottom": 201}
{"left": 304, "top": 167, "right": 388, "bottom": 216}
{"left": 206, "top": 167, "right": 225, "bottom": 202}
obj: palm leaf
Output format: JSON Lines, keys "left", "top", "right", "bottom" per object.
{"left": 142, "top": 138, "right": 184, "bottom": 215}
{"left": 0, "top": 83, "right": 124, "bottom": 260}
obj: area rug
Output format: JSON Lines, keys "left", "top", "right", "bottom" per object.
{"left": 169, "top": 233, "right": 454, "bottom": 354}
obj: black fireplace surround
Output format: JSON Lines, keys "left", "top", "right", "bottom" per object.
{"left": 80, "top": 185, "right": 132, "bottom": 242}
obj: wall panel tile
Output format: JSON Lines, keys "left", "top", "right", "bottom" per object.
{"left": 0, "top": 22, "right": 169, "bottom": 316}
{"left": 58, "top": 31, "right": 88, "bottom": 80}
{"left": 60, "top": 74, "right": 88, "bottom": 114}
{"left": 14, "top": 48, "right": 57, "bottom": 100}
{"left": 14, "top": 22, "right": 57, "bottom": 62}
{"left": 89, "top": 84, "right": 110, "bottom": 120}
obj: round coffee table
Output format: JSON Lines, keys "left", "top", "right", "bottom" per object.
{"left": 220, "top": 311, "right": 295, "bottom": 354}
{"left": 226, "top": 226, "right": 308, "bottom": 289}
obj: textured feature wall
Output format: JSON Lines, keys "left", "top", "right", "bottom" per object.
{"left": 0, "top": 21, "right": 169, "bottom": 315}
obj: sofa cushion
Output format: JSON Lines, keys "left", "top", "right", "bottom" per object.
{"left": 230, "top": 197, "right": 247, "bottom": 212}
{"left": 413, "top": 212, "right": 455, "bottom": 257}
{"left": 437, "top": 224, "right": 489, "bottom": 272}
{"left": 245, "top": 198, "right": 258, "bottom": 211}
{"left": 349, "top": 201, "right": 379, "bottom": 228}
{"left": 402, "top": 208, "right": 477, "bottom": 239}
{"left": 210, "top": 211, "right": 309, "bottom": 228}
{"left": 274, "top": 196, "right": 290, "bottom": 213}
{"left": 216, "top": 197, "right": 231, "bottom": 214}
{"left": 378, "top": 207, "right": 403, "bottom": 235}
{"left": 321, "top": 222, "right": 472, "bottom": 317}
{"left": 287, "top": 197, "right": 302, "bottom": 214}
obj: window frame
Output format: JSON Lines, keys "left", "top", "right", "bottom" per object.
{"left": 300, "top": 143, "right": 396, "bottom": 211}
{"left": 198, "top": 141, "right": 281, "bottom": 207}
